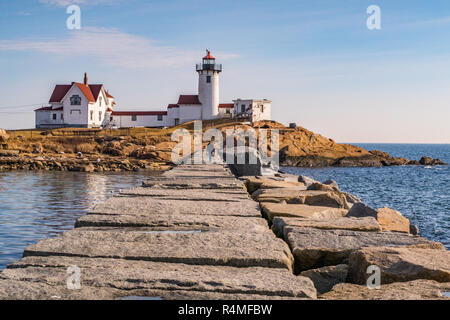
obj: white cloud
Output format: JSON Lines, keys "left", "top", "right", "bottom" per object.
{"left": 0, "top": 27, "right": 238, "bottom": 69}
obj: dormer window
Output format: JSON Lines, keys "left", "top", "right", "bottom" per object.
{"left": 70, "top": 95, "right": 81, "bottom": 105}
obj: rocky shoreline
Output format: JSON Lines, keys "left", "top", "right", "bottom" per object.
{"left": 281, "top": 150, "right": 446, "bottom": 167}
{"left": 0, "top": 163, "right": 448, "bottom": 300}
{"left": 1, "top": 124, "right": 446, "bottom": 172}
{"left": 0, "top": 154, "right": 171, "bottom": 172}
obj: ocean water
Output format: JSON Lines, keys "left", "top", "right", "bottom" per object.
{"left": 0, "top": 171, "right": 161, "bottom": 270}
{"left": 282, "top": 144, "right": 450, "bottom": 249}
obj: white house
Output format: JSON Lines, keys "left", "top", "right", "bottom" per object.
{"left": 233, "top": 99, "right": 272, "bottom": 122}
{"left": 36, "top": 51, "right": 271, "bottom": 129}
{"left": 35, "top": 73, "right": 115, "bottom": 128}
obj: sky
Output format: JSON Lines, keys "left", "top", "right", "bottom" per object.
{"left": 0, "top": 0, "right": 450, "bottom": 143}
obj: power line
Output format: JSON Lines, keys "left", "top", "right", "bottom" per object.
{"left": 0, "top": 103, "right": 49, "bottom": 110}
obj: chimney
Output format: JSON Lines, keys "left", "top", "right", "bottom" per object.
{"left": 84, "top": 72, "right": 88, "bottom": 85}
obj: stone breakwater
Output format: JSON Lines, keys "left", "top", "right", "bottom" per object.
{"left": 0, "top": 164, "right": 449, "bottom": 300}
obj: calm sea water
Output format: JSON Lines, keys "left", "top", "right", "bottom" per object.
{"left": 0, "top": 171, "right": 160, "bottom": 270}
{"left": 283, "top": 144, "right": 450, "bottom": 249}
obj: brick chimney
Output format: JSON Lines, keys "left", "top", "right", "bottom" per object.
{"left": 84, "top": 72, "right": 88, "bottom": 85}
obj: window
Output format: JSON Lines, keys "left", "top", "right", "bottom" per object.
{"left": 110, "top": 116, "right": 113, "bottom": 122}
{"left": 174, "top": 119, "right": 179, "bottom": 125}
{"left": 241, "top": 104, "right": 246, "bottom": 113}
{"left": 132, "top": 115, "right": 137, "bottom": 121}
{"left": 206, "top": 75, "right": 211, "bottom": 83}
{"left": 157, "top": 114, "right": 163, "bottom": 121}
{"left": 90, "top": 110, "right": 93, "bottom": 121}
{"left": 225, "top": 109, "right": 230, "bottom": 114}
{"left": 70, "top": 109, "right": 81, "bottom": 115}
{"left": 261, "top": 105, "right": 264, "bottom": 112}
{"left": 99, "top": 97, "right": 102, "bottom": 107}
{"left": 61, "top": 114, "right": 64, "bottom": 120}
{"left": 70, "top": 95, "right": 81, "bottom": 105}
{"left": 52, "top": 114, "right": 57, "bottom": 120}
{"left": 99, "top": 111, "right": 102, "bottom": 121}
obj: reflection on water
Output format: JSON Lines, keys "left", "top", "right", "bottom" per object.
{"left": 0, "top": 170, "right": 161, "bottom": 270}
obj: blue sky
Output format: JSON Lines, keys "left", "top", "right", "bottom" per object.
{"left": 1, "top": 0, "right": 450, "bottom": 143}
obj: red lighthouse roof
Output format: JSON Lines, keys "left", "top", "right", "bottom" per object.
{"left": 203, "top": 50, "right": 215, "bottom": 60}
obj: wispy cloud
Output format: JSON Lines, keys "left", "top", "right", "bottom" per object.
{"left": 38, "top": 0, "right": 117, "bottom": 6}
{"left": 17, "top": 11, "right": 32, "bottom": 16}
{"left": 0, "top": 27, "right": 238, "bottom": 69}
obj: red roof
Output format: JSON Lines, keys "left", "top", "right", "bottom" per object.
{"left": 75, "top": 83, "right": 95, "bottom": 102}
{"left": 111, "top": 111, "right": 167, "bottom": 116}
{"left": 35, "top": 106, "right": 63, "bottom": 111}
{"left": 219, "top": 103, "right": 234, "bottom": 108}
{"left": 49, "top": 82, "right": 112, "bottom": 103}
{"left": 105, "top": 91, "right": 114, "bottom": 98}
{"left": 106, "top": 107, "right": 113, "bottom": 112}
{"left": 168, "top": 104, "right": 179, "bottom": 109}
{"left": 203, "top": 50, "right": 215, "bottom": 60}
{"left": 177, "top": 95, "right": 201, "bottom": 105}
{"left": 49, "top": 85, "right": 72, "bottom": 103}
{"left": 88, "top": 84, "right": 103, "bottom": 102}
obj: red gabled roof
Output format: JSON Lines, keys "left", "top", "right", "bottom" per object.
{"left": 105, "top": 91, "right": 114, "bottom": 98}
{"left": 219, "top": 103, "right": 234, "bottom": 108}
{"left": 75, "top": 83, "right": 95, "bottom": 102}
{"left": 49, "top": 82, "right": 112, "bottom": 103}
{"left": 106, "top": 107, "right": 113, "bottom": 112}
{"left": 177, "top": 95, "right": 201, "bottom": 105}
{"left": 88, "top": 84, "right": 103, "bottom": 102}
{"left": 168, "top": 104, "right": 179, "bottom": 109}
{"left": 49, "top": 85, "right": 71, "bottom": 103}
{"left": 111, "top": 111, "right": 167, "bottom": 116}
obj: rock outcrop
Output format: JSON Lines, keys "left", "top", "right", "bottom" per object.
{"left": 347, "top": 246, "right": 450, "bottom": 285}
{"left": 347, "top": 203, "right": 410, "bottom": 233}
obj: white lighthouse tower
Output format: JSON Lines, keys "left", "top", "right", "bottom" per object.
{"left": 197, "top": 50, "right": 222, "bottom": 120}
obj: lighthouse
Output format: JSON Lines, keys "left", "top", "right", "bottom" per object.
{"left": 196, "top": 50, "right": 222, "bottom": 120}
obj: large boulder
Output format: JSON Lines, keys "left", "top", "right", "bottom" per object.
{"left": 347, "top": 246, "right": 450, "bottom": 285}
{"left": 346, "top": 203, "right": 410, "bottom": 233}
{"left": 245, "top": 177, "right": 306, "bottom": 194}
{"left": 23, "top": 227, "right": 295, "bottom": 271}
{"left": 320, "top": 279, "right": 450, "bottom": 300}
{"left": 300, "top": 264, "right": 349, "bottom": 294}
{"left": 307, "top": 182, "right": 353, "bottom": 209}
{"left": 283, "top": 227, "right": 444, "bottom": 272}
{"left": 253, "top": 189, "right": 349, "bottom": 208}
{"left": 261, "top": 203, "right": 347, "bottom": 222}
{"left": 272, "top": 216, "right": 380, "bottom": 237}
{"left": 0, "top": 256, "right": 317, "bottom": 299}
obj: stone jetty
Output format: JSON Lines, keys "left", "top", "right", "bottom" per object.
{"left": 0, "top": 164, "right": 449, "bottom": 300}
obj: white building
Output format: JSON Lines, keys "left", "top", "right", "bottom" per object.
{"left": 35, "top": 73, "right": 115, "bottom": 128}
{"left": 36, "top": 51, "right": 271, "bottom": 129}
{"left": 233, "top": 99, "right": 272, "bottom": 122}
